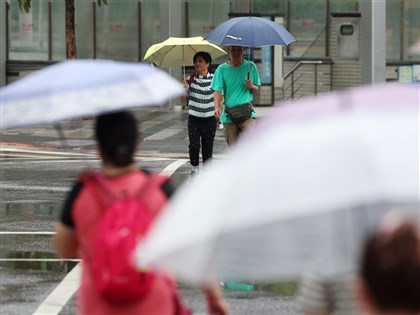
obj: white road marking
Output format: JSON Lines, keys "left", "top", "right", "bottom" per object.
{"left": 0, "top": 258, "right": 80, "bottom": 262}
{"left": 2, "top": 160, "right": 188, "bottom": 193}
{"left": 160, "top": 159, "right": 188, "bottom": 176}
{"left": 1, "top": 184, "right": 70, "bottom": 192}
{"left": 32, "top": 264, "right": 81, "bottom": 315}
{"left": 143, "top": 128, "right": 181, "bottom": 141}
{"left": 0, "top": 231, "right": 55, "bottom": 235}
{"left": 0, "top": 147, "right": 98, "bottom": 158}
{"left": 1, "top": 156, "right": 186, "bottom": 163}
{"left": 0, "top": 159, "right": 98, "bottom": 164}
{"left": 31, "top": 161, "right": 187, "bottom": 314}
{"left": 0, "top": 148, "right": 97, "bottom": 157}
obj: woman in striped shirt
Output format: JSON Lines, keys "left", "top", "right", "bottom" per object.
{"left": 181, "top": 51, "right": 217, "bottom": 176}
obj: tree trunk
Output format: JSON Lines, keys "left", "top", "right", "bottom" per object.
{"left": 65, "top": 0, "right": 76, "bottom": 59}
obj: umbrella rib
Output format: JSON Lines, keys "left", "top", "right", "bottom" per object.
{"left": 147, "top": 39, "right": 226, "bottom": 68}
{"left": 187, "top": 44, "right": 198, "bottom": 53}
{"left": 159, "top": 45, "right": 177, "bottom": 67}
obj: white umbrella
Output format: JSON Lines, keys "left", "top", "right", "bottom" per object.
{"left": 137, "top": 83, "right": 420, "bottom": 285}
{"left": 0, "top": 59, "right": 185, "bottom": 130}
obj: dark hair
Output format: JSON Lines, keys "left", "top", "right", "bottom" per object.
{"left": 193, "top": 51, "right": 212, "bottom": 68}
{"left": 360, "top": 222, "right": 420, "bottom": 312}
{"left": 95, "top": 111, "right": 138, "bottom": 167}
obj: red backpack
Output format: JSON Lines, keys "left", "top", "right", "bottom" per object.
{"left": 80, "top": 171, "right": 166, "bottom": 304}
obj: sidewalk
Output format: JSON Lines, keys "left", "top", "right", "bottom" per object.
{"left": 0, "top": 104, "right": 300, "bottom": 315}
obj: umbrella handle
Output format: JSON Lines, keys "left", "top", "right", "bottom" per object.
{"left": 247, "top": 47, "right": 251, "bottom": 80}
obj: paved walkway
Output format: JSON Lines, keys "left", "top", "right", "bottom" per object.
{"left": 0, "top": 106, "right": 275, "bottom": 157}
{"left": 1, "top": 105, "right": 297, "bottom": 315}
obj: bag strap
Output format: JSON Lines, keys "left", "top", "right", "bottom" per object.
{"left": 80, "top": 171, "right": 113, "bottom": 206}
{"left": 133, "top": 173, "right": 167, "bottom": 201}
{"left": 187, "top": 73, "right": 195, "bottom": 86}
{"left": 79, "top": 170, "right": 165, "bottom": 208}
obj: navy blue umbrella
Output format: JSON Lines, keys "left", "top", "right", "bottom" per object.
{"left": 204, "top": 16, "right": 295, "bottom": 48}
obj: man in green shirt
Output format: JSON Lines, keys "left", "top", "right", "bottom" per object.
{"left": 210, "top": 46, "right": 261, "bottom": 146}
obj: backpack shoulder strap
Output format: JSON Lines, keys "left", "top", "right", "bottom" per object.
{"left": 187, "top": 73, "right": 195, "bottom": 86}
{"left": 134, "top": 173, "right": 168, "bottom": 200}
{"left": 80, "top": 170, "right": 168, "bottom": 207}
{"left": 79, "top": 170, "right": 115, "bottom": 207}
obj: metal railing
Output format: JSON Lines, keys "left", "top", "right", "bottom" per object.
{"left": 282, "top": 60, "right": 332, "bottom": 101}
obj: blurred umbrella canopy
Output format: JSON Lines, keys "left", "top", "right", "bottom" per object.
{"left": 138, "top": 83, "right": 419, "bottom": 285}
{"left": 0, "top": 59, "right": 184, "bottom": 130}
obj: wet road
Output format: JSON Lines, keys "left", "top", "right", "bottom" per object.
{"left": 0, "top": 107, "right": 300, "bottom": 314}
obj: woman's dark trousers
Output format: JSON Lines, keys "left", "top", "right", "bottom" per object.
{"left": 188, "top": 115, "right": 217, "bottom": 167}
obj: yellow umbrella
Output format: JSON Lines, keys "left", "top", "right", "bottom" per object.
{"left": 143, "top": 36, "right": 227, "bottom": 76}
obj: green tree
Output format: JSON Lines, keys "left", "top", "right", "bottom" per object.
{"left": 17, "top": 0, "right": 107, "bottom": 59}
{"left": 17, "top": 0, "right": 30, "bottom": 12}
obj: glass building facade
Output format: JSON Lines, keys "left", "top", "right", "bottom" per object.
{"left": 5, "top": 0, "right": 420, "bottom": 63}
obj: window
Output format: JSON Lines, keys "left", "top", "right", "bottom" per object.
{"left": 187, "top": 0, "right": 229, "bottom": 64}
{"left": 8, "top": 0, "right": 49, "bottom": 60}
{"left": 403, "top": 0, "right": 420, "bottom": 60}
{"left": 140, "top": 0, "right": 160, "bottom": 61}
{"left": 95, "top": 0, "right": 138, "bottom": 61}
{"left": 75, "top": 0, "right": 94, "bottom": 59}
{"left": 288, "top": 0, "right": 327, "bottom": 57}
{"left": 386, "top": 0, "right": 401, "bottom": 60}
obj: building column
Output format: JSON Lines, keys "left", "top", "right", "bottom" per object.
{"left": 159, "top": 0, "right": 184, "bottom": 108}
{"left": 159, "top": 0, "right": 183, "bottom": 40}
{"left": 361, "top": 0, "right": 386, "bottom": 84}
{"left": 1, "top": 0, "right": 7, "bottom": 87}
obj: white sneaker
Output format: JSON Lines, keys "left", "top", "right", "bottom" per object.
{"left": 190, "top": 165, "right": 199, "bottom": 175}
{"left": 186, "top": 166, "right": 199, "bottom": 185}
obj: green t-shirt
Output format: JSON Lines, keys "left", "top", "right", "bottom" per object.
{"left": 210, "top": 59, "right": 261, "bottom": 123}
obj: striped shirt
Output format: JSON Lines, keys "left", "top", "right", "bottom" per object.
{"left": 187, "top": 73, "right": 215, "bottom": 118}
{"left": 297, "top": 269, "right": 359, "bottom": 315}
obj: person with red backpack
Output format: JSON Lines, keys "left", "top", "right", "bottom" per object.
{"left": 54, "top": 111, "right": 229, "bottom": 315}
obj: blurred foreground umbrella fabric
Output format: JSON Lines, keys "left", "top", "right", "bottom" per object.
{"left": 0, "top": 59, "right": 184, "bottom": 130}
{"left": 138, "top": 83, "right": 420, "bottom": 286}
